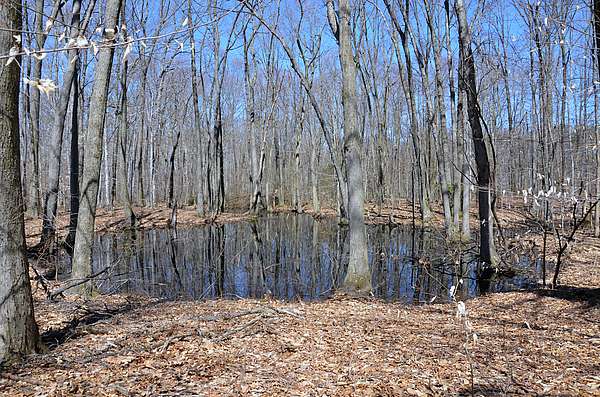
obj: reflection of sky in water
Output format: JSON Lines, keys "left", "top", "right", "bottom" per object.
{"left": 88, "top": 215, "right": 540, "bottom": 303}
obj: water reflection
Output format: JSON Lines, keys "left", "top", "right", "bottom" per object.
{"left": 88, "top": 214, "right": 539, "bottom": 303}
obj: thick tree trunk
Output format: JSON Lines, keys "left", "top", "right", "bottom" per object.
{"left": 0, "top": 0, "right": 41, "bottom": 362}
{"left": 327, "top": 0, "right": 369, "bottom": 292}
{"left": 456, "top": 0, "right": 493, "bottom": 266}
{"left": 71, "top": 0, "right": 122, "bottom": 295}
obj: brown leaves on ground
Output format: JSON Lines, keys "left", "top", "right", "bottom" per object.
{"left": 13, "top": 203, "right": 599, "bottom": 395}
{"left": 1, "top": 283, "right": 598, "bottom": 396}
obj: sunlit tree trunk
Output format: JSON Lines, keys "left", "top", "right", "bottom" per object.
{"left": 41, "top": 0, "right": 95, "bottom": 248}
{"left": 189, "top": 0, "right": 204, "bottom": 216}
{"left": 117, "top": 0, "right": 136, "bottom": 227}
{"left": 71, "top": 0, "right": 122, "bottom": 295}
{"left": 27, "top": 0, "right": 58, "bottom": 217}
{"left": 382, "top": 0, "right": 430, "bottom": 221}
{"left": 456, "top": 0, "right": 493, "bottom": 267}
{"left": 425, "top": 0, "right": 453, "bottom": 233}
{"left": 327, "top": 0, "right": 369, "bottom": 292}
{"left": 0, "top": 0, "right": 40, "bottom": 361}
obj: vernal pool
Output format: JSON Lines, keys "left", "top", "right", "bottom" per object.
{"left": 74, "top": 214, "right": 541, "bottom": 303}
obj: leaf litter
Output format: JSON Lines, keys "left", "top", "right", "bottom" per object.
{"left": 6, "top": 203, "right": 599, "bottom": 396}
{"left": 1, "top": 271, "right": 598, "bottom": 396}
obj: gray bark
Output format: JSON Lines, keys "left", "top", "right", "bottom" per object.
{"left": 41, "top": 0, "right": 83, "bottom": 247}
{"left": 71, "top": 0, "right": 122, "bottom": 295}
{"left": 0, "top": 0, "right": 40, "bottom": 362}
{"left": 65, "top": 69, "right": 80, "bottom": 255}
{"left": 327, "top": 0, "right": 369, "bottom": 292}
{"left": 189, "top": 1, "right": 204, "bottom": 216}
{"left": 382, "top": 0, "right": 430, "bottom": 221}
{"left": 425, "top": 0, "right": 453, "bottom": 233}
{"left": 594, "top": 0, "right": 600, "bottom": 237}
{"left": 117, "top": 0, "right": 136, "bottom": 227}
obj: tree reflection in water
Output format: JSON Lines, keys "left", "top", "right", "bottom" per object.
{"left": 88, "top": 214, "right": 540, "bottom": 302}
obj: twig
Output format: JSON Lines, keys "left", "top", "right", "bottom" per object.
{"left": 49, "top": 268, "right": 109, "bottom": 299}
{"left": 212, "top": 314, "right": 264, "bottom": 343}
{"left": 552, "top": 198, "right": 600, "bottom": 288}
{"left": 29, "top": 264, "right": 51, "bottom": 297}
{"left": 0, "top": 373, "right": 45, "bottom": 386}
{"left": 201, "top": 305, "right": 303, "bottom": 322}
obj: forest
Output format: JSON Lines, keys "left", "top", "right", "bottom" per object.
{"left": 0, "top": 0, "right": 599, "bottom": 395}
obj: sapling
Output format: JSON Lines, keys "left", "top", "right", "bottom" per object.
{"left": 450, "top": 281, "right": 477, "bottom": 395}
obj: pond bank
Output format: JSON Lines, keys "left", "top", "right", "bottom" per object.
{"left": 1, "top": 259, "right": 598, "bottom": 396}
{"left": 23, "top": 200, "right": 515, "bottom": 245}
{"left": 9, "top": 203, "right": 599, "bottom": 395}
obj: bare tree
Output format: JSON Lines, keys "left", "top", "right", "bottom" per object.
{"left": 456, "top": 0, "right": 494, "bottom": 268}
{"left": 326, "top": 0, "right": 369, "bottom": 291}
{"left": 116, "top": 0, "right": 136, "bottom": 226}
{"left": 27, "top": 0, "right": 62, "bottom": 217}
{"left": 594, "top": 0, "right": 600, "bottom": 237}
{"left": 71, "top": 0, "right": 122, "bottom": 295}
{"left": 383, "top": 0, "right": 431, "bottom": 221}
{"left": 40, "top": 0, "right": 96, "bottom": 248}
{"left": 189, "top": 0, "right": 205, "bottom": 215}
{"left": 0, "top": 0, "right": 40, "bottom": 362}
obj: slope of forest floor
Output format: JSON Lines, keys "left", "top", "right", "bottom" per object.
{"left": 5, "top": 202, "right": 598, "bottom": 395}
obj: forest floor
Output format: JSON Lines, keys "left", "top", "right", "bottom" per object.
{"left": 3, "top": 202, "right": 598, "bottom": 396}
{"left": 22, "top": 198, "right": 529, "bottom": 244}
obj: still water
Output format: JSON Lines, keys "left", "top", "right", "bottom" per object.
{"left": 85, "top": 214, "right": 539, "bottom": 303}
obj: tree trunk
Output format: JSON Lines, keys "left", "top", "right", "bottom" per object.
{"left": 168, "top": 130, "right": 182, "bottom": 208}
{"left": 27, "top": 0, "right": 49, "bottom": 217}
{"left": 294, "top": 99, "right": 305, "bottom": 213}
{"left": 41, "top": 0, "right": 83, "bottom": 248}
{"left": 0, "top": 0, "right": 41, "bottom": 362}
{"left": 117, "top": 1, "right": 136, "bottom": 227}
{"left": 456, "top": 0, "right": 493, "bottom": 266}
{"left": 310, "top": 130, "right": 321, "bottom": 214}
{"left": 71, "top": 0, "right": 122, "bottom": 295}
{"left": 65, "top": 69, "right": 80, "bottom": 255}
{"left": 382, "top": 0, "right": 430, "bottom": 221}
{"left": 445, "top": 0, "right": 461, "bottom": 230}
{"left": 425, "top": 0, "right": 453, "bottom": 233}
{"left": 327, "top": 0, "right": 369, "bottom": 292}
{"left": 458, "top": 81, "right": 471, "bottom": 238}
{"left": 189, "top": 1, "right": 204, "bottom": 216}
{"left": 594, "top": 0, "right": 600, "bottom": 237}
{"left": 243, "top": 22, "right": 261, "bottom": 213}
